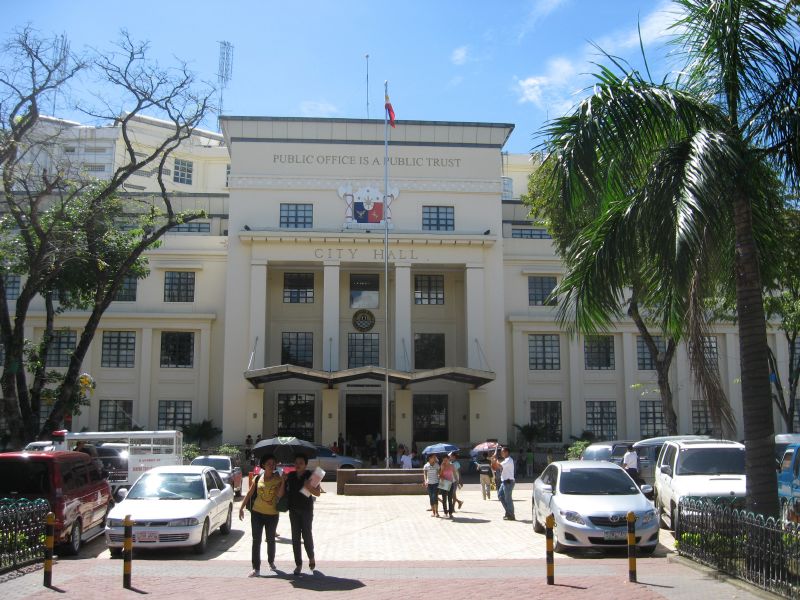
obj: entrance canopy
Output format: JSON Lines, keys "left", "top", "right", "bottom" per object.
{"left": 244, "top": 364, "right": 495, "bottom": 389}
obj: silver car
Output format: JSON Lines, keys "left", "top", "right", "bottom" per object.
{"left": 532, "top": 460, "right": 659, "bottom": 554}
{"left": 308, "top": 445, "right": 363, "bottom": 472}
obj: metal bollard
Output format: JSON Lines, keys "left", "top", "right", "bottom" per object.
{"left": 545, "top": 513, "right": 555, "bottom": 585}
{"left": 123, "top": 514, "right": 133, "bottom": 589}
{"left": 43, "top": 512, "right": 55, "bottom": 587}
{"left": 627, "top": 511, "right": 637, "bottom": 582}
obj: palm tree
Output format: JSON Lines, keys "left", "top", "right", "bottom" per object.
{"left": 536, "top": 0, "right": 798, "bottom": 516}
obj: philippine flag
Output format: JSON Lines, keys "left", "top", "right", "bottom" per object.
{"left": 354, "top": 201, "right": 383, "bottom": 223}
{"left": 385, "top": 93, "right": 396, "bottom": 128}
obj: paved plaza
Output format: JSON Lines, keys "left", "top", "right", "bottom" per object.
{"left": 1, "top": 481, "right": 775, "bottom": 599}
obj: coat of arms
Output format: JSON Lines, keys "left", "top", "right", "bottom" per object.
{"left": 339, "top": 184, "right": 399, "bottom": 228}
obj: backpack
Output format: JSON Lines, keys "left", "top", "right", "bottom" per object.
{"left": 246, "top": 474, "right": 261, "bottom": 511}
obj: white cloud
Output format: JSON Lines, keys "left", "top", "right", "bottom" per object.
{"left": 593, "top": 0, "right": 681, "bottom": 54}
{"left": 518, "top": 0, "right": 570, "bottom": 41}
{"left": 516, "top": 56, "right": 578, "bottom": 109}
{"left": 451, "top": 46, "right": 468, "bottom": 66}
{"left": 299, "top": 101, "right": 338, "bottom": 117}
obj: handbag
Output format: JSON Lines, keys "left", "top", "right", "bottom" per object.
{"left": 276, "top": 495, "right": 289, "bottom": 512}
{"left": 438, "top": 479, "right": 453, "bottom": 492}
{"left": 246, "top": 475, "right": 261, "bottom": 511}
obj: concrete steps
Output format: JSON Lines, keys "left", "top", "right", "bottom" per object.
{"left": 337, "top": 468, "right": 426, "bottom": 495}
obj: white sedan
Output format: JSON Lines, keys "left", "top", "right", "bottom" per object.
{"left": 105, "top": 465, "right": 234, "bottom": 555}
{"left": 532, "top": 460, "right": 659, "bottom": 554}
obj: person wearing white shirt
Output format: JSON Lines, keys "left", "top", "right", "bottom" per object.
{"left": 622, "top": 445, "right": 641, "bottom": 485}
{"left": 491, "top": 447, "right": 516, "bottom": 520}
{"left": 399, "top": 450, "right": 413, "bottom": 469}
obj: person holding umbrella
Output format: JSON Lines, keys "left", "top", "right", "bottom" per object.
{"left": 438, "top": 454, "right": 457, "bottom": 518}
{"left": 239, "top": 454, "right": 285, "bottom": 576}
{"left": 284, "top": 453, "right": 320, "bottom": 575}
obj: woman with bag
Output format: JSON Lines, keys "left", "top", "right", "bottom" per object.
{"left": 239, "top": 454, "right": 285, "bottom": 577}
{"left": 438, "top": 454, "right": 456, "bottom": 518}
{"left": 284, "top": 454, "right": 321, "bottom": 575}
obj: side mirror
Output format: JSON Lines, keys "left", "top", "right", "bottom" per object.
{"left": 660, "top": 465, "right": 673, "bottom": 477}
{"left": 540, "top": 483, "right": 553, "bottom": 495}
{"left": 640, "top": 484, "right": 653, "bottom": 496}
{"left": 116, "top": 488, "right": 129, "bottom": 501}
{"left": 209, "top": 488, "right": 222, "bottom": 498}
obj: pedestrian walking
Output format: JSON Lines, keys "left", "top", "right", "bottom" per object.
{"left": 245, "top": 434, "right": 253, "bottom": 461}
{"left": 623, "top": 444, "right": 642, "bottom": 485}
{"left": 526, "top": 447, "right": 534, "bottom": 478}
{"left": 448, "top": 452, "right": 464, "bottom": 511}
{"left": 239, "top": 454, "right": 285, "bottom": 577}
{"left": 438, "top": 454, "right": 456, "bottom": 518}
{"left": 284, "top": 454, "right": 321, "bottom": 575}
{"left": 476, "top": 452, "right": 493, "bottom": 499}
{"left": 400, "top": 448, "right": 413, "bottom": 469}
{"left": 492, "top": 446, "right": 516, "bottom": 520}
{"left": 422, "top": 453, "right": 440, "bottom": 517}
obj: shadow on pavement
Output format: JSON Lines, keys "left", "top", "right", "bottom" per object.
{"left": 288, "top": 570, "right": 365, "bottom": 591}
{"left": 450, "top": 517, "right": 491, "bottom": 524}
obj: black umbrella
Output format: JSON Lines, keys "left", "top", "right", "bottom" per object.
{"left": 252, "top": 436, "right": 318, "bottom": 463}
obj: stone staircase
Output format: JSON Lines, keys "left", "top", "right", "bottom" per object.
{"left": 336, "top": 468, "right": 426, "bottom": 495}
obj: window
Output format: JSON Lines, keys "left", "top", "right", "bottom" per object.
{"left": 277, "top": 393, "right": 315, "bottom": 440}
{"left": 158, "top": 400, "right": 192, "bottom": 429}
{"left": 639, "top": 399, "right": 666, "bottom": 438}
{"left": 528, "top": 334, "right": 560, "bottom": 370}
{"left": 115, "top": 275, "right": 137, "bottom": 302}
{"left": 4, "top": 274, "right": 20, "bottom": 300}
{"left": 281, "top": 332, "right": 313, "bottom": 368}
{"left": 99, "top": 400, "right": 133, "bottom": 431}
{"left": 512, "top": 228, "right": 551, "bottom": 239}
{"left": 692, "top": 400, "right": 712, "bottom": 435}
{"left": 528, "top": 276, "right": 557, "bottom": 306}
{"left": 101, "top": 331, "right": 136, "bottom": 368}
{"left": 283, "top": 273, "right": 314, "bottom": 303}
{"left": 280, "top": 203, "right": 313, "bottom": 228}
{"left": 792, "top": 339, "right": 800, "bottom": 373}
{"left": 530, "top": 401, "right": 562, "bottom": 442}
{"left": 413, "top": 394, "right": 448, "bottom": 440}
{"left": 348, "top": 333, "right": 379, "bottom": 368}
{"left": 422, "top": 206, "right": 454, "bottom": 231}
{"left": 83, "top": 163, "right": 106, "bottom": 172}
{"left": 173, "top": 159, "right": 193, "bottom": 185}
{"left": 350, "top": 274, "right": 379, "bottom": 309}
{"left": 160, "top": 332, "right": 194, "bottom": 368}
{"left": 637, "top": 335, "right": 666, "bottom": 370}
{"left": 225, "top": 164, "right": 230, "bottom": 187}
{"left": 585, "top": 400, "right": 617, "bottom": 440}
{"left": 164, "top": 271, "right": 195, "bottom": 302}
{"left": 47, "top": 330, "right": 76, "bottom": 367}
{"left": 414, "top": 275, "right": 444, "bottom": 305}
{"left": 84, "top": 146, "right": 107, "bottom": 153}
{"left": 584, "top": 335, "right": 615, "bottom": 370}
{"left": 170, "top": 222, "right": 211, "bottom": 233}
{"left": 702, "top": 335, "right": 718, "bottom": 368}
{"left": 501, "top": 177, "right": 513, "bottom": 201}
{"left": 414, "top": 333, "right": 445, "bottom": 369}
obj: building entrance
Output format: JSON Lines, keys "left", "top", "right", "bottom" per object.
{"left": 345, "top": 394, "right": 383, "bottom": 464}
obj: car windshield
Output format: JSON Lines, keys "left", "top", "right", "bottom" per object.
{"left": 558, "top": 468, "right": 639, "bottom": 495}
{"left": 676, "top": 448, "right": 745, "bottom": 476}
{"left": 191, "top": 457, "right": 230, "bottom": 471}
{"left": 0, "top": 461, "right": 50, "bottom": 495}
{"left": 582, "top": 447, "right": 612, "bottom": 461}
{"left": 127, "top": 472, "right": 205, "bottom": 500}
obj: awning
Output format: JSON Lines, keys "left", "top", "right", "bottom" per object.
{"left": 244, "top": 364, "right": 495, "bottom": 389}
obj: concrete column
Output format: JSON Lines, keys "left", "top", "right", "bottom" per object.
{"left": 323, "top": 261, "right": 341, "bottom": 372}
{"left": 249, "top": 262, "right": 268, "bottom": 370}
{"left": 622, "top": 332, "right": 638, "bottom": 439}
{"left": 465, "top": 264, "right": 486, "bottom": 370}
{"left": 395, "top": 389, "right": 413, "bottom": 449}
{"left": 569, "top": 334, "right": 584, "bottom": 438}
{"left": 394, "top": 262, "right": 412, "bottom": 371}
{"left": 321, "top": 388, "right": 340, "bottom": 447}
{"left": 197, "top": 324, "right": 212, "bottom": 420}
{"left": 468, "top": 389, "right": 490, "bottom": 443}
{"left": 246, "top": 389, "right": 264, "bottom": 438}
{"left": 138, "top": 327, "right": 153, "bottom": 427}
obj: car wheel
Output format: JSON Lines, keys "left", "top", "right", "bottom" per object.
{"left": 220, "top": 505, "right": 233, "bottom": 534}
{"left": 340, "top": 464, "right": 355, "bottom": 469}
{"left": 63, "top": 521, "right": 82, "bottom": 556}
{"left": 193, "top": 519, "right": 209, "bottom": 554}
{"left": 109, "top": 547, "right": 123, "bottom": 559}
{"left": 639, "top": 545, "right": 657, "bottom": 556}
{"left": 532, "top": 503, "right": 545, "bottom": 534}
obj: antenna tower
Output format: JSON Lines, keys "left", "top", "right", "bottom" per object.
{"left": 217, "top": 41, "right": 234, "bottom": 126}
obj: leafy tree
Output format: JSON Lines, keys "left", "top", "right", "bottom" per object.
{"left": 181, "top": 419, "right": 222, "bottom": 448}
{"left": 0, "top": 29, "right": 213, "bottom": 446}
{"left": 534, "top": 0, "right": 799, "bottom": 516}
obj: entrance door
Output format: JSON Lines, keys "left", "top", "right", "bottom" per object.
{"left": 345, "top": 394, "right": 382, "bottom": 463}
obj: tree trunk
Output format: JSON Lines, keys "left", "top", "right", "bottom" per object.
{"left": 733, "top": 191, "right": 777, "bottom": 517}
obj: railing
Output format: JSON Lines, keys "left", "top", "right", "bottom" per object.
{"left": 677, "top": 498, "right": 800, "bottom": 599}
{"left": 0, "top": 499, "right": 50, "bottom": 574}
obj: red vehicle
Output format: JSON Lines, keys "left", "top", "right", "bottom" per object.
{"left": 0, "top": 451, "right": 112, "bottom": 554}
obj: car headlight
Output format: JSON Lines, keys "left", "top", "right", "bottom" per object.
{"left": 167, "top": 518, "right": 199, "bottom": 527}
{"left": 640, "top": 510, "right": 656, "bottom": 524}
{"left": 559, "top": 510, "right": 586, "bottom": 525}
{"left": 106, "top": 518, "right": 125, "bottom": 528}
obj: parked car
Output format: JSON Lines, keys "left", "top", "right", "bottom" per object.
{"left": 190, "top": 455, "right": 243, "bottom": 497}
{"left": 309, "top": 445, "right": 363, "bottom": 472}
{"left": 653, "top": 439, "right": 746, "bottom": 531}
{"left": 0, "top": 451, "right": 112, "bottom": 555}
{"left": 633, "top": 435, "right": 711, "bottom": 486}
{"left": 775, "top": 433, "right": 800, "bottom": 466}
{"left": 580, "top": 440, "right": 634, "bottom": 465}
{"left": 531, "top": 460, "right": 659, "bottom": 554}
{"left": 23, "top": 441, "right": 56, "bottom": 452}
{"left": 777, "top": 442, "right": 800, "bottom": 522}
{"left": 105, "top": 465, "right": 234, "bottom": 555}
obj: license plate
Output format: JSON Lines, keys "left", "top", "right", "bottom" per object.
{"left": 603, "top": 530, "right": 627, "bottom": 541}
{"left": 136, "top": 531, "right": 159, "bottom": 543}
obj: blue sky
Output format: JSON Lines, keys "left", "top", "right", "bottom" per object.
{"left": 6, "top": 0, "right": 682, "bottom": 153}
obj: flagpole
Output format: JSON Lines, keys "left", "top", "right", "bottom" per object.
{"left": 383, "top": 80, "right": 390, "bottom": 469}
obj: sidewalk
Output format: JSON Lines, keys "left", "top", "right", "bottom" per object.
{"left": 0, "top": 482, "right": 775, "bottom": 599}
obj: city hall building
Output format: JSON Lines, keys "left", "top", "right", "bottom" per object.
{"left": 7, "top": 114, "right": 795, "bottom": 452}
